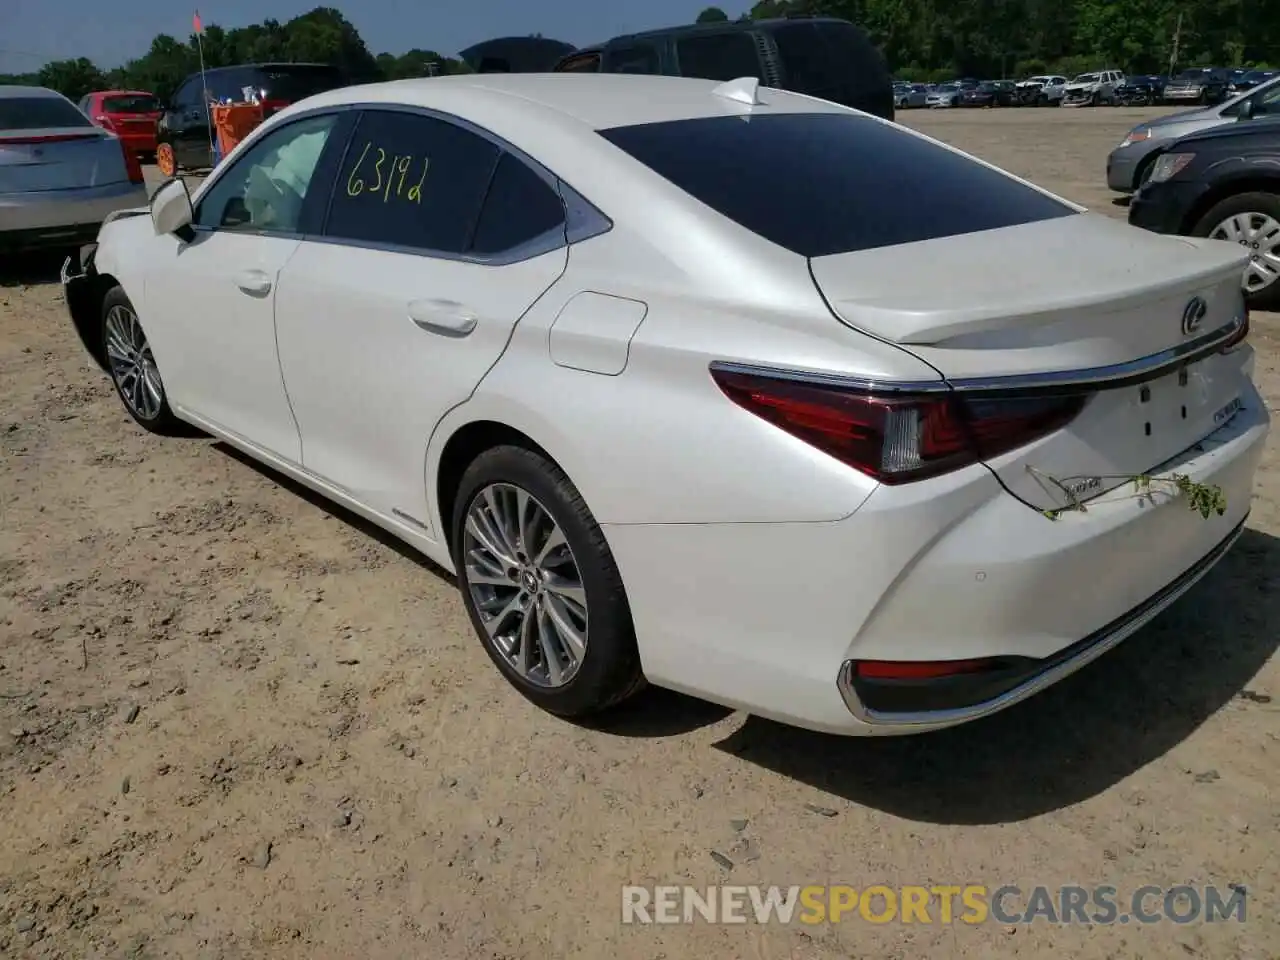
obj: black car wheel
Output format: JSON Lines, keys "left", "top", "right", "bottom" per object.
{"left": 451, "top": 445, "right": 645, "bottom": 718}
{"left": 1192, "top": 192, "right": 1280, "bottom": 311}
{"left": 100, "top": 285, "right": 191, "bottom": 435}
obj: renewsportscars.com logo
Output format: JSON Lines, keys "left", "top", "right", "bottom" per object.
{"left": 621, "top": 884, "right": 1248, "bottom": 926}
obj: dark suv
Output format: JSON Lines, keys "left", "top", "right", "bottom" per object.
{"left": 464, "top": 17, "right": 895, "bottom": 122}
{"left": 157, "top": 62, "right": 350, "bottom": 171}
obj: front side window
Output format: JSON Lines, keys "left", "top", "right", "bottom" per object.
{"left": 194, "top": 112, "right": 339, "bottom": 233}
{"left": 599, "top": 112, "right": 1075, "bottom": 258}
{"left": 324, "top": 109, "right": 500, "bottom": 253}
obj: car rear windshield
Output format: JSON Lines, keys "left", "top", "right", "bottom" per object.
{"left": 253, "top": 66, "right": 348, "bottom": 101}
{"left": 102, "top": 94, "right": 161, "bottom": 113}
{"left": 598, "top": 112, "right": 1075, "bottom": 258}
{"left": 0, "top": 96, "right": 94, "bottom": 131}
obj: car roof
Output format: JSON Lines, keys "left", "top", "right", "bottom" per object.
{"left": 92, "top": 89, "right": 156, "bottom": 98}
{"left": 0, "top": 85, "right": 64, "bottom": 99}
{"left": 605, "top": 14, "right": 848, "bottom": 44}
{"left": 287, "top": 72, "right": 851, "bottom": 131}
{"left": 200, "top": 62, "right": 336, "bottom": 74}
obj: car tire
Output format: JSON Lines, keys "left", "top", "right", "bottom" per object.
{"left": 100, "top": 285, "right": 190, "bottom": 435}
{"left": 451, "top": 444, "right": 645, "bottom": 718}
{"left": 1192, "top": 192, "right": 1280, "bottom": 311}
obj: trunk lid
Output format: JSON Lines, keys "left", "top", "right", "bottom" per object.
{"left": 809, "top": 213, "right": 1251, "bottom": 511}
{"left": 0, "top": 127, "right": 128, "bottom": 193}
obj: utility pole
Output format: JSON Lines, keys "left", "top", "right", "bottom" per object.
{"left": 1167, "top": 11, "right": 1182, "bottom": 77}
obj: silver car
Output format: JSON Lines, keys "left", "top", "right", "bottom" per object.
{"left": 925, "top": 83, "right": 960, "bottom": 108}
{"left": 894, "top": 83, "right": 928, "bottom": 109}
{"left": 1107, "top": 74, "right": 1280, "bottom": 193}
{"left": 0, "top": 85, "right": 149, "bottom": 253}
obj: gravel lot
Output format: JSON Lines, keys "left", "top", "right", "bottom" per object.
{"left": 1, "top": 106, "right": 1278, "bottom": 960}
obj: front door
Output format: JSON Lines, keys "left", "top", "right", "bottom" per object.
{"left": 273, "top": 108, "right": 571, "bottom": 535}
{"left": 143, "top": 110, "right": 351, "bottom": 463}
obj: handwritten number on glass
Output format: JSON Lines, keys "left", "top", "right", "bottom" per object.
{"left": 345, "top": 141, "right": 428, "bottom": 204}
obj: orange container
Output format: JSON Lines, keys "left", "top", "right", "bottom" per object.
{"left": 212, "top": 102, "right": 265, "bottom": 160}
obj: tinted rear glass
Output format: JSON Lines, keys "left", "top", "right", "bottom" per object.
{"left": 253, "top": 66, "right": 348, "bottom": 102}
{"left": 0, "top": 96, "right": 93, "bottom": 131}
{"left": 675, "top": 32, "right": 764, "bottom": 82}
{"left": 599, "top": 112, "right": 1074, "bottom": 258}
{"left": 606, "top": 43, "right": 660, "bottom": 74}
{"left": 102, "top": 94, "right": 161, "bottom": 113}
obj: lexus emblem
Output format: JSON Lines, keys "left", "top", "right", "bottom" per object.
{"left": 1181, "top": 296, "right": 1208, "bottom": 336}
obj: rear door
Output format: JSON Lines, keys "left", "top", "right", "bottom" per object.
{"left": 273, "top": 108, "right": 571, "bottom": 534}
{"left": 0, "top": 93, "right": 128, "bottom": 194}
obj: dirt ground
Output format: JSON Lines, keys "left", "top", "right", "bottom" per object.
{"left": 1, "top": 106, "right": 1278, "bottom": 960}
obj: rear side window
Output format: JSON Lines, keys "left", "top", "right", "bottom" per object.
{"left": 102, "top": 94, "right": 161, "bottom": 113}
{"left": 325, "top": 110, "right": 500, "bottom": 253}
{"left": 675, "top": 32, "right": 764, "bottom": 82}
{"left": 0, "top": 96, "right": 93, "bottom": 130}
{"left": 468, "top": 153, "right": 565, "bottom": 256}
{"left": 254, "top": 66, "right": 348, "bottom": 102}
{"left": 605, "top": 43, "right": 660, "bottom": 74}
{"left": 769, "top": 21, "right": 891, "bottom": 117}
{"left": 599, "top": 112, "right": 1075, "bottom": 258}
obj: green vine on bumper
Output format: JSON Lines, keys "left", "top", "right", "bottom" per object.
{"left": 1028, "top": 465, "right": 1227, "bottom": 521}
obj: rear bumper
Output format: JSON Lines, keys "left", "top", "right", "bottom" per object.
{"left": 605, "top": 382, "right": 1269, "bottom": 736}
{"left": 0, "top": 181, "right": 148, "bottom": 246}
{"left": 119, "top": 132, "right": 158, "bottom": 153}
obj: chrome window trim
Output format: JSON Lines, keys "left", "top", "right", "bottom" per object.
{"left": 189, "top": 101, "right": 613, "bottom": 265}
{"left": 708, "top": 312, "right": 1247, "bottom": 396}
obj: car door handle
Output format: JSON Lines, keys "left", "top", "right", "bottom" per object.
{"left": 235, "top": 270, "right": 272, "bottom": 297}
{"left": 407, "top": 299, "right": 477, "bottom": 337}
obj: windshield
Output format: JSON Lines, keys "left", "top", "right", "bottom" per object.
{"left": 102, "top": 94, "right": 161, "bottom": 114}
{"left": 1174, "top": 69, "right": 1209, "bottom": 82}
{"left": 978, "top": 82, "right": 997, "bottom": 91}
{"left": 1073, "top": 74, "right": 1099, "bottom": 83}
{"left": 598, "top": 112, "right": 1073, "bottom": 259}
{"left": 0, "top": 95, "right": 94, "bottom": 131}
{"left": 935, "top": 83, "right": 958, "bottom": 93}
{"left": 1242, "top": 70, "right": 1276, "bottom": 83}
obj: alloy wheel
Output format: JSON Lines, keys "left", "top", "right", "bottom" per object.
{"left": 461, "top": 482, "right": 588, "bottom": 688}
{"left": 1211, "top": 212, "right": 1280, "bottom": 293}
{"left": 104, "top": 304, "right": 165, "bottom": 420}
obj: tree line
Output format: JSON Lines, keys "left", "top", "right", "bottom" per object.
{"left": 3, "top": 0, "right": 1275, "bottom": 104}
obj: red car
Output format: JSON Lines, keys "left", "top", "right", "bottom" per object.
{"left": 77, "top": 90, "right": 163, "bottom": 161}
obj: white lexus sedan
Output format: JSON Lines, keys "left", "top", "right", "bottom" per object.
{"left": 62, "top": 73, "right": 1268, "bottom": 736}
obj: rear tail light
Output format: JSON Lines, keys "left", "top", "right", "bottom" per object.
{"left": 120, "top": 139, "right": 144, "bottom": 184}
{"left": 852, "top": 659, "right": 1003, "bottom": 680}
{"left": 710, "top": 367, "right": 1086, "bottom": 484}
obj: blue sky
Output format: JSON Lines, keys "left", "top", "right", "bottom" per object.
{"left": 0, "top": 0, "right": 754, "bottom": 74}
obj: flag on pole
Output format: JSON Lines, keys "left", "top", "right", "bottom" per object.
{"left": 193, "top": 10, "right": 203, "bottom": 34}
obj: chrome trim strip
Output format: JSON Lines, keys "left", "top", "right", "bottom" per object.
{"left": 836, "top": 517, "right": 1246, "bottom": 728}
{"left": 709, "top": 313, "right": 1247, "bottom": 396}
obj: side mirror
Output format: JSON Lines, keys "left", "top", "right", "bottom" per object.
{"left": 150, "top": 177, "right": 194, "bottom": 238}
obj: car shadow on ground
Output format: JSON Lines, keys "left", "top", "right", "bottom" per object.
{"left": 707, "top": 525, "right": 1279, "bottom": 824}
{"left": 0, "top": 251, "right": 66, "bottom": 288}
